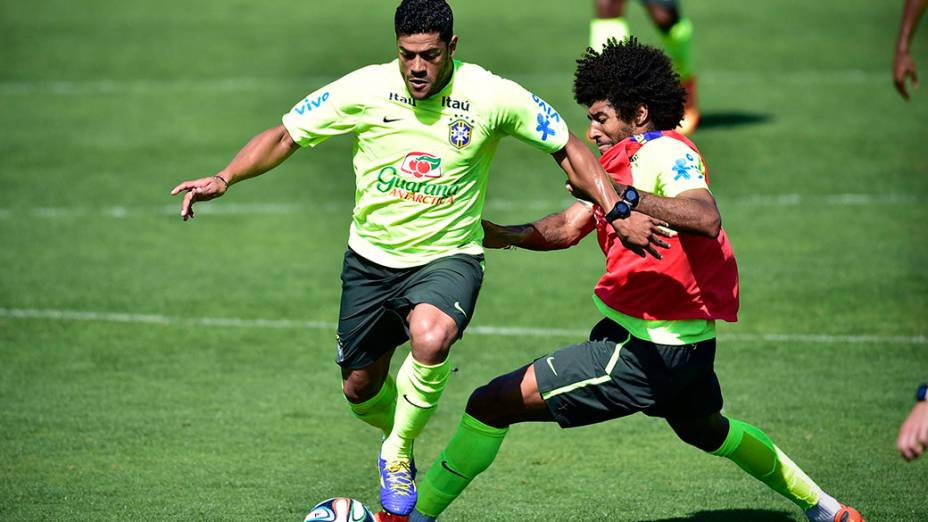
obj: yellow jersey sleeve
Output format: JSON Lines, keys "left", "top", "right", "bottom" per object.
{"left": 489, "top": 78, "right": 569, "bottom": 154}
{"left": 281, "top": 66, "right": 374, "bottom": 148}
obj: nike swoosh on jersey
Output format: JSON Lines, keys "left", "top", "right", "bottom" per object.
{"left": 383, "top": 116, "right": 402, "bottom": 123}
{"left": 453, "top": 301, "right": 467, "bottom": 317}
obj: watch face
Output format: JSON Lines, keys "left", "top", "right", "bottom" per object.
{"left": 918, "top": 384, "right": 928, "bottom": 401}
{"left": 606, "top": 201, "right": 631, "bottom": 222}
{"left": 617, "top": 201, "right": 630, "bottom": 217}
{"left": 625, "top": 188, "right": 639, "bottom": 204}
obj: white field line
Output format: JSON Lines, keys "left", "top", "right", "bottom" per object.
{"left": 0, "top": 69, "right": 890, "bottom": 96}
{"left": 0, "top": 77, "right": 280, "bottom": 96}
{"left": 1, "top": 193, "right": 919, "bottom": 221}
{"left": 1, "top": 307, "right": 925, "bottom": 345}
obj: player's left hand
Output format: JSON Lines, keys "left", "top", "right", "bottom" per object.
{"left": 170, "top": 175, "right": 229, "bottom": 221}
{"left": 612, "top": 212, "right": 672, "bottom": 259}
{"left": 897, "top": 401, "right": 928, "bottom": 461}
{"left": 894, "top": 49, "right": 919, "bottom": 100}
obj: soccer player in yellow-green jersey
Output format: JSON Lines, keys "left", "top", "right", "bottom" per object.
{"left": 169, "top": 0, "right": 668, "bottom": 517}
{"left": 282, "top": 57, "right": 565, "bottom": 268}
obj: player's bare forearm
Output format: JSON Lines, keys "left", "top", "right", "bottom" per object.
{"left": 551, "top": 134, "right": 670, "bottom": 258}
{"left": 482, "top": 202, "right": 595, "bottom": 251}
{"left": 553, "top": 133, "right": 623, "bottom": 212}
{"left": 897, "top": 0, "right": 928, "bottom": 53}
{"left": 219, "top": 124, "right": 300, "bottom": 186}
{"left": 636, "top": 188, "right": 721, "bottom": 238}
{"left": 170, "top": 124, "right": 299, "bottom": 220}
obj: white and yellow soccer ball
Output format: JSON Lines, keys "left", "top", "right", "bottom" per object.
{"left": 303, "top": 497, "right": 375, "bottom": 522}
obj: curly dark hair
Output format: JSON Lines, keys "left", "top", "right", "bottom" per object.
{"left": 573, "top": 37, "right": 685, "bottom": 130}
{"left": 394, "top": 0, "right": 454, "bottom": 43}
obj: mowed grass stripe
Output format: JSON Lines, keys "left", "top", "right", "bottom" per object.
{"left": 2, "top": 307, "right": 925, "bottom": 345}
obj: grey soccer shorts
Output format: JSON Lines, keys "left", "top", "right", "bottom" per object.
{"left": 335, "top": 248, "right": 484, "bottom": 369}
{"left": 533, "top": 317, "right": 723, "bottom": 428}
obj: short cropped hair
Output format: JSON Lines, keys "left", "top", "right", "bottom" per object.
{"left": 573, "top": 37, "right": 686, "bottom": 130}
{"left": 394, "top": 0, "right": 454, "bottom": 43}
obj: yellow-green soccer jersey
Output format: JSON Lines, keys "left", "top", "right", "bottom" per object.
{"left": 281, "top": 59, "right": 569, "bottom": 268}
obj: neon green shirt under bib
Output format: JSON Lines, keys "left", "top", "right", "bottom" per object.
{"left": 282, "top": 60, "right": 569, "bottom": 268}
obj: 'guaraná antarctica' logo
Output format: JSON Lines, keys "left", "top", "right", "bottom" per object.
{"left": 377, "top": 152, "right": 463, "bottom": 206}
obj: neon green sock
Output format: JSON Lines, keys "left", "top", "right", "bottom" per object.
{"left": 381, "top": 353, "right": 452, "bottom": 461}
{"left": 416, "top": 413, "right": 509, "bottom": 517}
{"left": 659, "top": 18, "right": 694, "bottom": 80}
{"left": 348, "top": 375, "right": 396, "bottom": 437}
{"left": 590, "top": 17, "right": 630, "bottom": 50}
{"left": 711, "top": 418, "right": 822, "bottom": 510}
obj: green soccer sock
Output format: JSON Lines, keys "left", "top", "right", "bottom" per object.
{"left": 659, "top": 18, "right": 694, "bottom": 81}
{"left": 415, "top": 413, "right": 509, "bottom": 518}
{"left": 590, "top": 17, "right": 630, "bottom": 50}
{"left": 711, "top": 418, "right": 823, "bottom": 510}
{"left": 381, "top": 353, "right": 452, "bottom": 462}
{"left": 348, "top": 375, "right": 396, "bottom": 437}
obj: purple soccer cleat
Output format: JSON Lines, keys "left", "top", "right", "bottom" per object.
{"left": 379, "top": 452, "right": 417, "bottom": 516}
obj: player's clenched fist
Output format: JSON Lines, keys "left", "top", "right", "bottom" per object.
{"left": 170, "top": 174, "right": 229, "bottom": 221}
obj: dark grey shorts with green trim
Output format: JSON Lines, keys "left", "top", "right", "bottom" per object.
{"left": 533, "top": 318, "right": 722, "bottom": 428}
{"left": 335, "top": 248, "right": 484, "bottom": 370}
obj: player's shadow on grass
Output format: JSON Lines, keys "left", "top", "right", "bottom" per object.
{"left": 697, "top": 111, "right": 772, "bottom": 130}
{"left": 641, "top": 508, "right": 795, "bottom": 522}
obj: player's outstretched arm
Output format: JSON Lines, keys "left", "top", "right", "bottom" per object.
{"left": 553, "top": 133, "right": 623, "bottom": 210}
{"left": 553, "top": 132, "right": 669, "bottom": 258}
{"left": 635, "top": 188, "right": 722, "bottom": 238}
{"left": 564, "top": 168, "right": 719, "bottom": 238}
{"left": 898, "top": 400, "right": 928, "bottom": 461}
{"left": 894, "top": 0, "right": 927, "bottom": 99}
{"left": 482, "top": 202, "right": 596, "bottom": 250}
{"left": 170, "top": 124, "right": 300, "bottom": 220}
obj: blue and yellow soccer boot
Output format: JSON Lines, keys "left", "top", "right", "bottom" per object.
{"left": 378, "top": 452, "right": 417, "bottom": 516}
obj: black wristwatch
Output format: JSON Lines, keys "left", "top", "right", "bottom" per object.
{"left": 917, "top": 383, "right": 928, "bottom": 402}
{"left": 622, "top": 186, "right": 640, "bottom": 210}
{"left": 605, "top": 201, "right": 632, "bottom": 222}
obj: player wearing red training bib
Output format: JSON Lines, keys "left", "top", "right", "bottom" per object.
{"left": 591, "top": 129, "right": 738, "bottom": 329}
{"left": 408, "top": 39, "right": 864, "bottom": 522}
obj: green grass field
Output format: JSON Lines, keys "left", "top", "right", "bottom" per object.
{"left": 2, "top": 0, "right": 927, "bottom": 520}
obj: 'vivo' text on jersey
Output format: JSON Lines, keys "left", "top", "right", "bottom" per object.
{"left": 294, "top": 92, "right": 330, "bottom": 115}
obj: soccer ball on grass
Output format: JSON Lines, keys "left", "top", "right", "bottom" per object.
{"left": 303, "top": 497, "right": 375, "bottom": 522}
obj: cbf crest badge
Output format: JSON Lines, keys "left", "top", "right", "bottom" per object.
{"left": 448, "top": 119, "right": 473, "bottom": 149}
